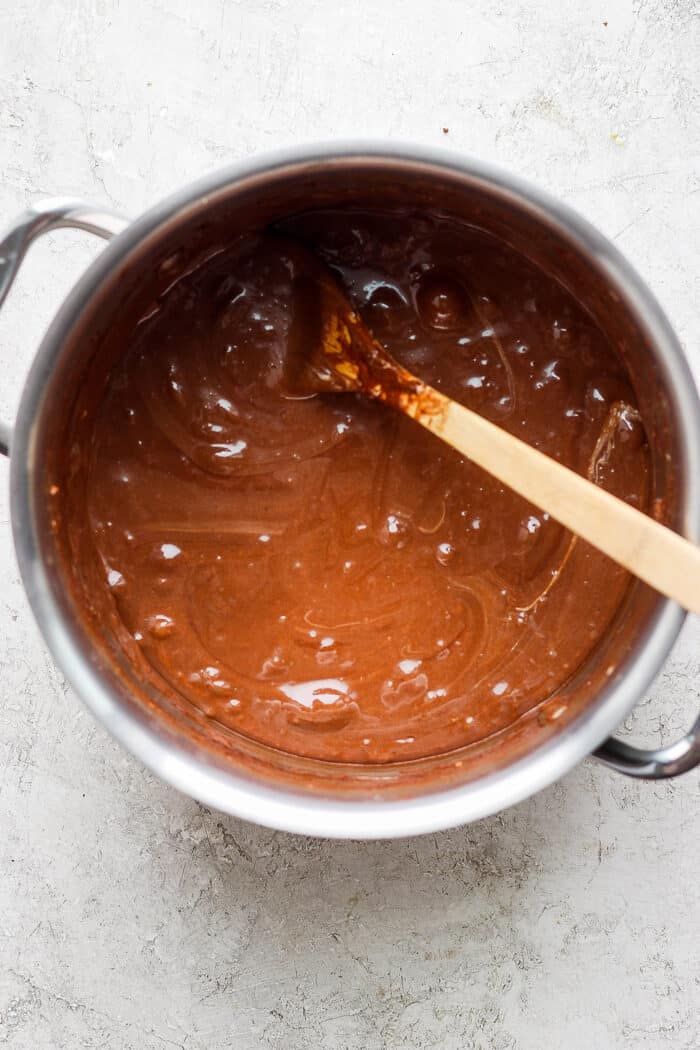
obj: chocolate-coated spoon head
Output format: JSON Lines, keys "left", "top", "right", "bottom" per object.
{"left": 280, "top": 234, "right": 422, "bottom": 406}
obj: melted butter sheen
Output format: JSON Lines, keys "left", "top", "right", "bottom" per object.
{"left": 83, "top": 210, "right": 649, "bottom": 763}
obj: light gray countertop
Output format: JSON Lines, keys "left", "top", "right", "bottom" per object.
{"left": 0, "top": 1, "right": 698, "bottom": 1047}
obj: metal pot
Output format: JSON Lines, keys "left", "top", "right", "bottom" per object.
{"left": 2, "top": 143, "right": 699, "bottom": 839}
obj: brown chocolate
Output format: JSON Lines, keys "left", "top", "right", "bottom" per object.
{"left": 72, "top": 208, "right": 649, "bottom": 764}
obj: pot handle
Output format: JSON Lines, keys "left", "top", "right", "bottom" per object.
{"left": 594, "top": 712, "right": 700, "bottom": 778}
{"left": 0, "top": 198, "right": 130, "bottom": 457}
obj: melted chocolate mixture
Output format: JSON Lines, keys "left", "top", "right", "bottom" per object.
{"left": 78, "top": 209, "right": 649, "bottom": 763}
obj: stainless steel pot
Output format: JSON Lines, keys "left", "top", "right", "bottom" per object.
{"left": 2, "top": 143, "right": 699, "bottom": 839}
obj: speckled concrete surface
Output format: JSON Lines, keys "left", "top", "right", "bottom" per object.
{"left": 0, "top": 1, "right": 698, "bottom": 1047}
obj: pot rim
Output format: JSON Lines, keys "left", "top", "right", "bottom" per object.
{"left": 10, "top": 140, "right": 700, "bottom": 838}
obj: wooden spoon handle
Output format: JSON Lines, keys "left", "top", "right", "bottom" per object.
{"left": 404, "top": 386, "right": 700, "bottom": 615}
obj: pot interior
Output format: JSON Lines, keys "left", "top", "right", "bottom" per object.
{"left": 32, "top": 157, "right": 685, "bottom": 800}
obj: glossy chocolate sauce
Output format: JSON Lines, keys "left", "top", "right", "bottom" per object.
{"left": 77, "top": 209, "right": 649, "bottom": 763}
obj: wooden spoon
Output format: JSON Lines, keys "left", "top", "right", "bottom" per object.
{"left": 285, "top": 238, "right": 700, "bottom": 616}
